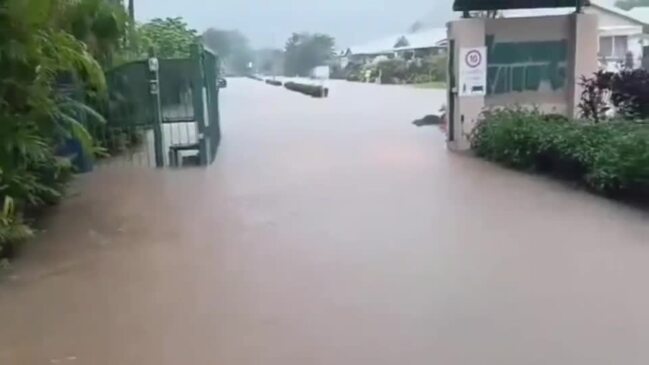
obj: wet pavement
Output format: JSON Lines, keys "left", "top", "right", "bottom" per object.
{"left": 1, "top": 78, "right": 649, "bottom": 364}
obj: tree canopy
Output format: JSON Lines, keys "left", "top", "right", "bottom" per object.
{"left": 56, "top": 0, "right": 129, "bottom": 66}
{"left": 284, "top": 33, "right": 335, "bottom": 77}
{"left": 138, "top": 17, "right": 198, "bottom": 58}
{"left": 202, "top": 29, "right": 253, "bottom": 75}
{"left": 615, "top": 0, "right": 649, "bottom": 10}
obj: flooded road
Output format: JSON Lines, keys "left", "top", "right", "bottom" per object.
{"left": 1, "top": 78, "right": 649, "bottom": 364}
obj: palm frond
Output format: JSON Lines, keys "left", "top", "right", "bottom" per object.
{"left": 55, "top": 111, "right": 94, "bottom": 156}
{"left": 58, "top": 97, "right": 106, "bottom": 124}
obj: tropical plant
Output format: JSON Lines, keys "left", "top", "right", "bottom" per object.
{"left": 0, "top": 0, "right": 108, "bottom": 257}
{"left": 578, "top": 70, "right": 612, "bottom": 123}
{"left": 57, "top": 0, "right": 130, "bottom": 66}
{"left": 578, "top": 69, "right": 649, "bottom": 121}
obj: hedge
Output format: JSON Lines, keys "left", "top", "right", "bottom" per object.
{"left": 284, "top": 82, "right": 329, "bottom": 98}
{"left": 470, "top": 109, "right": 649, "bottom": 198}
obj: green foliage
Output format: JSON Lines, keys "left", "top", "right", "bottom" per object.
{"left": 0, "top": 0, "right": 107, "bottom": 257}
{"left": 471, "top": 109, "right": 649, "bottom": 196}
{"left": 429, "top": 55, "right": 447, "bottom": 82}
{"left": 578, "top": 71, "right": 612, "bottom": 123}
{"left": 138, "top": 17, "right": 198, "bottom": 58}
{"left": 58, "top": 0, "right": 129, "bottom": 66}
{"left": 377, "top": 59, "right": 409, "bottom": 84}
{"left": 0, "top": 197, "right": 34, "bottom": 258}
{"left": 579, "top": 69, "right": 649, "bottom": 122}
{"left": 373, "top": 55, "right": 447, "bottom": 84}
{"left": 284, "top": 33, "right": 335, "bottom": 77}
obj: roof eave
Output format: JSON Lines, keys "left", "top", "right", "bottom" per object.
{"left": 453, "top": 0, "right": 590, "bottom": 11}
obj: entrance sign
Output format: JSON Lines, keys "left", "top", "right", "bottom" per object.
{"left": 459, "top": 47, "right": 487, "bottom": 96}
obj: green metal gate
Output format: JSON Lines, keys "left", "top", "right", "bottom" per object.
{"left": 97, "top": 44, "right": 222, "bottom": 168}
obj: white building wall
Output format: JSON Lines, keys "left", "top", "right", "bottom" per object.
{"left": 585, "top": 7, "right": 637, "bottom": 27}
{"left": 587, "top": 6, "right": 646, "bottom": 68}
{"left": 629, "top": 34, "right": 645, "bottom": 66}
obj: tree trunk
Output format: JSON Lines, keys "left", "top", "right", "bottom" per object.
{"left": 128, "top": 0, "right": 134, "bottom": 21}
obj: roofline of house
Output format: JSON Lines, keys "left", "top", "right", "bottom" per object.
{"left": 343, "top": 1, "right": 647, "bottom": 58}
{"left": 590, "top": 1, "right": 648, "bottom": 26}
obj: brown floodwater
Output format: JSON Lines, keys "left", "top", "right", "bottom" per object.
{"left": 1, "top": 79, "right": 648, "bottom": 364}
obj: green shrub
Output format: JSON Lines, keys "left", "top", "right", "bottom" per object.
{"left": 429, "top": 55, "right": 447, "bottom": 82}
{"left": 471, "top": 109, "right": 649, "bottom": 196}
{"left": 1, "top": 0, "right": 112, "bottom": 259}
{"left": 0, "top": 197, "right": 34, "bottom": 259}
{"left": 377, "top": 59, "right": 408, "bottom": 84}
{"left": 471, "top": 109, "right": 548, "bottom": 169}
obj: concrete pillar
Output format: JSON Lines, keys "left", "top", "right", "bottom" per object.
{"left": 447, "top": 18, "right": 486, "bottom": 151}
{"left": 567, "top": 13, "right": 598, "bottom": 117}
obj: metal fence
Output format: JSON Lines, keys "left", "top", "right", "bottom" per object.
{"left": 97, "top": 44, "right": 222, "bottom": 168}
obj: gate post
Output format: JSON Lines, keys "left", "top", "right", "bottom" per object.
{"left": 190, "top": 44, "right": 208, "bottom": 166}
{"left": 148, "top": 48, "right": 165, "bottom": 167}
{"left": 446, "top": 18, "right": 486, "bottom": 151}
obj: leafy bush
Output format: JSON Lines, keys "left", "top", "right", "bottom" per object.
{"left": 1, "top": 0, "right": 115, "bottom": 258}
{"left": 377, "top": 59, "right": 408, "bottom": 84}
{"left": 137, "top": 17, "right": 199, "bottom": 59}
{"left": 610, "top": 69, "right": 649, "bottom": 119}
{"left": 579, "top": 69, "right": 649, "bottom": 121}
{"left": 373, "top": 56, "right": 447, "bottom": 85}
{"left": 471, "top": 109, "right": 649, "bottom": 197}
{"left": 578, "top": 70, "right": 612, "bottom": 123}
{"left": 337, "top": 63, "right": 363, "bottom": 82}
{"left": 429, "top": 55, "right": 447, "bottom": 83}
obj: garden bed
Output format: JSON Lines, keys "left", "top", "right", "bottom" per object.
{"left": 470, "top": 110, "right": 649, "bottom": 202}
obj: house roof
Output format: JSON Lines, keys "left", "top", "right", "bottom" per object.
{"left": 348, "top": 33, "right": 405, "bottom": 55}
{"left": 395, "top": 28, "right": 448, "bottom": 51}
{"left": 501, "top": 0, "right": 648, "bottom": 26}
{"left": 593, "top": 0, "right": 649, "bottom": 25}
{"left": 348, "top": 1, "right": 648, "bottom": 57}
{"left": 453, "top": 0, "right": 590, "bottom": 11}
{"left": 347, "top": 28, "right": 447, "bottom": 56}
{"left": 627, "top": 6, "right": 649, "bottom": 24}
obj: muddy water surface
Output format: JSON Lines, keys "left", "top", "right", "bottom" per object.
{"left": 1, "top": 79, "right": 649, "bottom": 364}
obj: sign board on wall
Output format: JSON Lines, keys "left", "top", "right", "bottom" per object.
{"left": 459, "top": 47, "right": 487, "bottom": 96}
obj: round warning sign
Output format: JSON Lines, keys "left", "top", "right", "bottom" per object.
{"left": 459, "top": 47, "right": 487, "bottom": 96}
{"left": 465, "top": 50, "right": 482, "bottom": 68}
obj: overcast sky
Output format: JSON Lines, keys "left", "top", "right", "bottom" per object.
{"left": 133, "top": 0, "right": 456, "bottom": 49}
